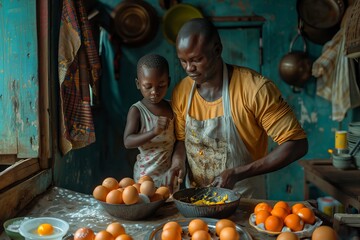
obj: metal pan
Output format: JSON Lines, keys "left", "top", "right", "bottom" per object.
{"left": 297, "top": 0, "right": 345, "bottom": 29}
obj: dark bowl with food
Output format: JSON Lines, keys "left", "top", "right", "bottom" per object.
{"left": 172, "top": 187, "right": 241, "bottom": 218}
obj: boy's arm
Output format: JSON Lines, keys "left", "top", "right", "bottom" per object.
{"left": 123, "top": 106, "right": 165, "bottom": 149}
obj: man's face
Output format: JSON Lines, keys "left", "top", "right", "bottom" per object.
{"left": 176, "top": 34, "right": 219, "bottom": 85}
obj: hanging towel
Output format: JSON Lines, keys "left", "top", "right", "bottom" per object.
{"left": 58, "top": 0, "right": 101, "bottom": 155}
{"left": 312, "top": 5, "right": 355, "bottom": 122}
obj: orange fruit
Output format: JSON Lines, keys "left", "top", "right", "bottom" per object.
{"left": 271, "top": 206, "right": 289, "bottom": 221}
{"left": 106, "top": 222, "right": 125, "bottom": 238}
{"left": 102, "top": 177, "right": 119, "bottom": 190}
{"left": 215, "top": 219, "right": 236, "bottom": 235}
{"left": 254, "top": 202, "right": 273, "bottom": 214}
{"left": 93, "top": 185, "right": 110, "bottom": 202}
{"left": 264, "top": 215, "right": 283, "bottom": 232}
{"left": 255, "top": 210, "right": 271, "bottom": 225}
{"left": 114, "top": 234, "right": 133, "bottom": 240}
{"left": 188, "top": 219, "right": 208, "bottom": 236}
{"left": 219, "top": 227, "right": 240, "bottom": 240}
{"left": 191, "top": 230, "right": 211, "bottom": 240}
{"left": 284, "top": 213, "right": 304, "bottom": 231}
{"left": 162, "top": 221, "right": 182, "bottom": 234}
{"left": 106, "top": 189, "right": 123, "bottom": 204}
{"left": 274, "top": 201, "right": 291, "bottom": 214}
{"left": 297, "top": 207, "right": 315, "bottom": 224}
{"left": 95, "top": 230, "right": 115, "bottom": 240}
{"left": 291, "top": 203, "right": 306, "bottom": 214}
{"left": 160, "top": 228, "right": 181, "bottom": 240}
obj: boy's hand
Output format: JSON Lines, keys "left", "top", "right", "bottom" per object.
{"left": 153, "top": 116, "right": 169, "bottom": 135}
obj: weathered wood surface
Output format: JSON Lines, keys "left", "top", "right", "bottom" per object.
{"left": 0, "top": 169, "right": 52, "bottom": 228}
{"left": 0, "top": 0, "right": 39, "bottom": 158}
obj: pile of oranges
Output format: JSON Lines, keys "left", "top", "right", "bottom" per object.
{"left": 161, "top": 218, "right": 239, "bottom": 240}
{"left": 73, "top": 222, "right": 133, "bottom": 240}
{"left": 92, "top": 176, "right": 170, "bottom": 205}
{"left": 253, "top": 201, "right": 316, "bottom": 233}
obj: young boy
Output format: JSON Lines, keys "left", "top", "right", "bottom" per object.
{"left": 123, "top": 54, "right": 175, "bottom": 187}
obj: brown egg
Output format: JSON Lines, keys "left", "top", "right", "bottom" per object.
{"left": 276, "top": 232, "right": 299, "bottom": 240}
{"left": 191, "top": 230, "right": 211, "bottom": 240}
{"left": 150, "top": 193, "right": 163, "bottom": 202}
{"left": 119, "top": 177, "right": 135, "bottom": 188}
{"left": 74, "top": 227, "right": 95, "bottom": 240}
{"left": 188, "top": 219, "right": 208, "bottom": 236}
{"left": 122, "top": 186, "right": 139, "bottom": 205}
{"left": 139, "top": 180, "right": 156, "bottom": 197}
{"left": 219, "top": 227, "right": 239, "bottom": 240}
{"left": 106, "top": 190, "right": 123, "bottom": 204}
{"left": 215, "top": 219, "right": 236, "bottom": 236}
{"left": 312, "top": 226, "right": 338, "bottom": 240}
{"left": 93, "top": 185, "right": 110, "bottom": 202}
{"left": 138, "top": 175, "right": 154, "bottom": 184}
{"left": 95, "top": 230, "right": 114, "bottom": 240}
{"left": 155, "top": 186, "right": 170, "bottom": 200}
{"left": 102, "top": 177, "right": 119, "bottom": 191}
{"left": 106, "top": 222, "right": 125, "bottom": 238}
{"left": 132, "top": 183, "right": 141, "bottom": 193}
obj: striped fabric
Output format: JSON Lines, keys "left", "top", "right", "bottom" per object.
{"left": 58, "top": 0, "right": 101, "bottom": 155}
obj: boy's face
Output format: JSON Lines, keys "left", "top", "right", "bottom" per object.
{"left": 136, "top": 66, "right": 169, "bottom": 104}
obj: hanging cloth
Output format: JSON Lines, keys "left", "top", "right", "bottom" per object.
{"left": 58, "top": 0, "right": 101, "bottom": 155}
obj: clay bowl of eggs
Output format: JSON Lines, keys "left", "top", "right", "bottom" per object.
{"left": 172, "top": 187, "right": 241, "bottom": 219}
{"left": 18, "top": 217, "right": 69, "bottom": 240}
{"left": 93, "top": 176, "right": 170, "bottom": 220}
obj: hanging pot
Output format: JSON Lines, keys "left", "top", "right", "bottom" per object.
{"left": 278, "top": 32, "right": 313, "bottom": 87}
{"left": 299, "top": 18, "right": 340, "bottom": 45}
{"left": 296, "top": 0, "right": 345, "bottom": 29}
{"left": 112, "top": 0, "right": 158, "bottom": 46}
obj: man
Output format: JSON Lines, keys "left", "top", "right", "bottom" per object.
{"left": 169, "top": 18, "right": 308, "bottom": 198}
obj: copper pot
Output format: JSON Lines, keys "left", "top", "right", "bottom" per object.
{"left": 279, "top": 32, "right": 313, "bottom": 87}
{"left": 112, "top": 0, "right": 158, "bottom": 46}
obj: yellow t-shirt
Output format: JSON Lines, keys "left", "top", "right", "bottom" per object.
{"left": 171, "top": 66, "right": 307, "bottom": 161}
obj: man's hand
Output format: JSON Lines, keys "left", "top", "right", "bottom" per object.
{"left": 210, "top": 168, "right": 238, "bottom": 189}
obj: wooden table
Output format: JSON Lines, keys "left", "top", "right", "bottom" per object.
{"left": 0, "top": 187, "right": 321, "bottom": 240}
{"left": 299, "top": 159, "right": 360, "bottom": 211}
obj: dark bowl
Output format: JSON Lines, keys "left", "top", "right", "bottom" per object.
{"left": 97, "top": 199, "right": 165, "bottom": 220}
{"left": 172, "top": 187, "right": 241, "bottom": 218}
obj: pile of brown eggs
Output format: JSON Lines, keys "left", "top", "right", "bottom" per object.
{"left": 92, "top": 176, "right": 170, "bottom": 205}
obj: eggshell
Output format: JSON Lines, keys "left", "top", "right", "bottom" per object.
{"left": 138, "top": 193, "right": 151, "bottom": 203}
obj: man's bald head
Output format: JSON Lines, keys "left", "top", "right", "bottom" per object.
{"left": 176, "top": 18, "right": 221, "bottom": 47}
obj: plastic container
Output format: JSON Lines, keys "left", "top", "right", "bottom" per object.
{"left": 3, "top": 217, "right": 32, "bottom": 240}
{"left": 19, "top": 217, "right": 69, "bottom": 240}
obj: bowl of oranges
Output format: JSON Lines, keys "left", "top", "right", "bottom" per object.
{"left": 249, "top": 201, "right": 322, "bottom": 238}
{"left": 93, "top": 176, "right": 169, "bottom": 220}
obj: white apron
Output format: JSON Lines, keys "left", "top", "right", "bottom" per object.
{"left": 184, "top": 63, "right": 266, "bottom": 198}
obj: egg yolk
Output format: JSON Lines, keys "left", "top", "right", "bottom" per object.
{"left": 37, "top": 223, "right": 54, "bottom": 236}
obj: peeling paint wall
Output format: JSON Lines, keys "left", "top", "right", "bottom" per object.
{"left": 0, "top": 0, "right": 39, "bottom": 158}
{"left": 53, "top": 0, "right": 359, "bottom": 200}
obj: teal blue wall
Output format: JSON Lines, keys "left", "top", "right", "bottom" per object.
{"left": 53, "top": 0, "right": 357, "bottom": 200}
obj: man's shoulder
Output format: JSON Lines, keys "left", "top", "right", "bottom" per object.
{"left": 173, "top": 76, "right": 193, "bottom": 92}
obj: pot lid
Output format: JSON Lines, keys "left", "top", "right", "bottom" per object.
{"left": 162, "top": 4, "right": 203, "bottom": 45}
{"left": 113, "top": 0, "right": 158, "bottom": 46}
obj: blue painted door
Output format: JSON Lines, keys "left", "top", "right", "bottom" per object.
{"left": 0, "top": 0, "right": 39, "bottom": 158}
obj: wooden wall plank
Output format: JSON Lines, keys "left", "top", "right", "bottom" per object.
{"left": 0, "top": 170, "right": 52, "bottom": 228}
{"left": 0, "top": 158, "right": 40, "bottom": 190}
